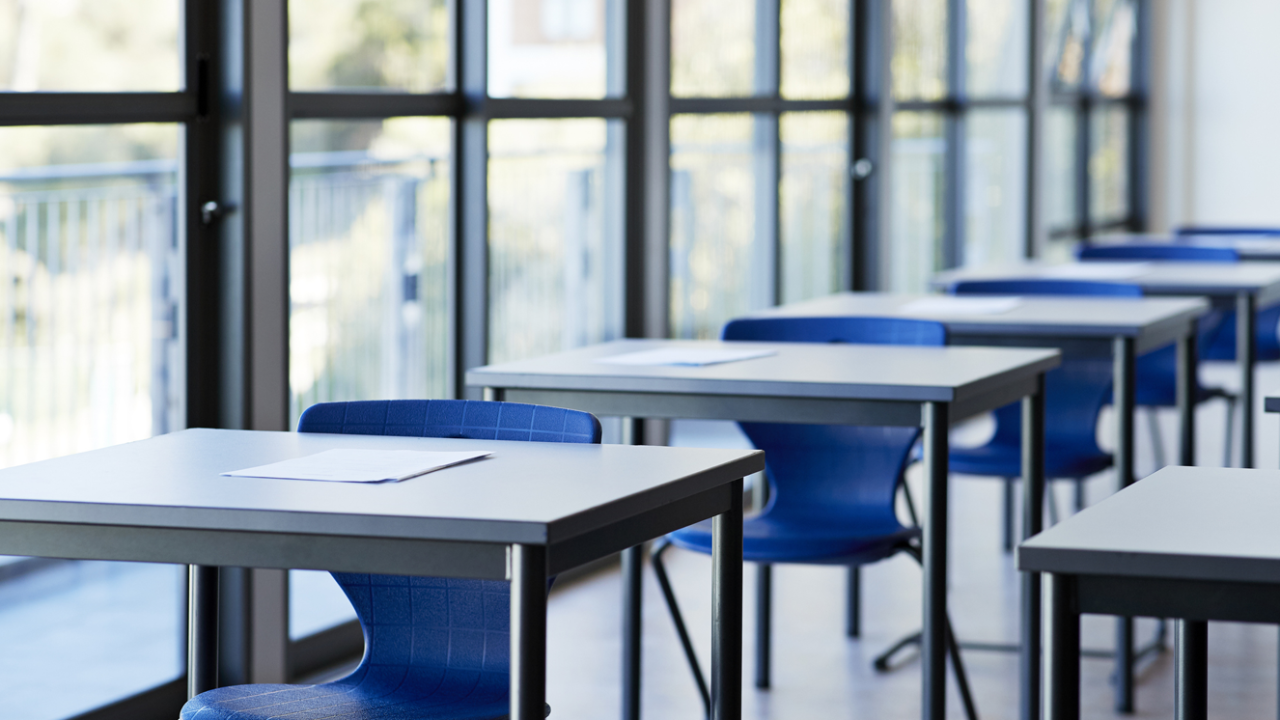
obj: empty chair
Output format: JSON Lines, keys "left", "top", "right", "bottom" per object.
{"left": 180, "top": 399, "right": 602, "bottom": 720}
{"left": 1174, "top": 226, "right": 1280, "bottom": 237}
{"left": 650, "top": 316, "right": 978, "bottom": 720}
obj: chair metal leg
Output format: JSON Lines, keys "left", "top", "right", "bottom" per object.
{"left": 899, "top": 477, "right": 920, "bottom": 527}
{"left": 1224, "top": 394, "right": 1237, "bottom": 468}
{"left": 945, "top": 613, "right": 981, "bottom": 720}
{"left": 846, "top": 566, "right": 861, "bottom": 638}
{"left": 1073, "top": 479, "right": 1086, "bottom": 513}
{"left": 755, "top": 563, "right": 772, "bottom": 689}
{"left": 1002, "top": 477, "right": 1016, "bottom": 553}
{"left": 1145, "top": 407, "right": 1167, "bottom": 471}
{"left": 650, "top": 540, "right": 711, "bottom": 717}
{"left": 1046, "top": 483, "right": 1060, "bottom": 526}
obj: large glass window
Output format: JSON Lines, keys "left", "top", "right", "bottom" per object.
{"left": 488, "top": 0, "right": 620, "bottom": 98}
{"left": 288, "top": 0, "right": 449, "bottom": 93}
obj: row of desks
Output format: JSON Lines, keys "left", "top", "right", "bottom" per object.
{"left": 2, "top": 259, "right": 1279, "bottom": 720}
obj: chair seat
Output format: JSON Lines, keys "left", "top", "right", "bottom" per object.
{"left": 949, "top": 442, "right": 1112, "bottom": 480}
{"left": 180, "top": 674, "right": 519, "bottom": 720}
{"left": 668, "top": 515, "right": 919, "bottom": 565}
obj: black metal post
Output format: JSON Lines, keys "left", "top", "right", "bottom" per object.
{"left": 922, "top": 401, "right": 950, "bottom": 720}
{"left": 846, "top": 566, "right": 861, "bottom": 638}
{"left": 755, "top": 563, "right": 772, "bottom": 689}
{"left": 1021, "top": 374, "right": 1046, "bottom": 720}
{"left": 1238, "top": 292, "right": 1256, "bottom": 468}
{"left": 622, "top": 545, "right": 644, "bottom": 720}
{"left": 1045, "top": 573, "right": 1080, "bottom": 720}
{"left": 510, "top": 543, "right": 547, "bottom": 720}
{"left": 1175, "top": 619, "right": 1208, "bottom": 720}
{"left": 188, "top": 564, "right": 220, "bottom": 698}
{"left": 1177, "top": 330, "right": 1197, "bottom": 466}
{"left": 711, "top": 478, "right": 744, "bottom": 720}
{"left": 1113, "top": 335, "right": 1137, "bottom": 713}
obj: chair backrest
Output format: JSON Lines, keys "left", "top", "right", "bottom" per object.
{"left": 949, "top": 278, "right": 1142, "bottom": 298}
{"left": 722, "top": 316, "right": 946, "bottom": 527}
{"left": 1077, "top": 243, "right": 1239, "bottom": 262}
{"left": 296, "top": 399, "right": 600, "bottom": 709}
{"left": 1175, "top": 226, "right": 1280, "bottom": 238}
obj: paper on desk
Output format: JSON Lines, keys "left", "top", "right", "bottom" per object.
{"left": 1038, "top": 262, "right": 1152, "bottom": 280}
{"left": 897, "top": 296, "right": 1021, "bottom": 316}
{"left": 596, "top": 347, "right": 777, "bottom": 367}
{"left": 222, "top": 449, "right": 491, "bottom": 483}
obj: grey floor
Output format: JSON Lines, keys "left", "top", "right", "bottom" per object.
{"left": 0, "top": 362, "right": 1278, "bottom": 719}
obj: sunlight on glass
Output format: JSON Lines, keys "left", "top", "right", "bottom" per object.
{"left": 670, "top": 114, "right": 766, "bottom": 338}
{"left": 1090, "top": 0, "right": 1134, "bottom": 97}
{"left": 1045, "top": 105, "right": 1077, "bottom": 229}
{"left": 780, "top": 0, "right": 849, "bottom": 100}
{"left": 489, "top": 0, "right": 618, "bottom": 98}
{"left": 780, "top": 112, "right": 848, "bottom": 302}
{"left": 671, "top": 0, "right": 756, "bottom": 97}
{"left": 890, "top": 112, "right": 945, "bottom": 292}
{"left": 892, "top": 0, "right": 947, "bottom": 100}
{"left": 967, "top": 0, "right": 1028, "bottom": 97}
{"left": 1046, "top": 0, "right": 1088, "bottom": 91}
{"left": 288, "top": 118, "right": 451, "bottom": 425}
{"left": 488, "top": 119, "right": 623, "bottom": 364}
{"left": 0, "top": 0, "right": 178, "bottom": 91}
{"left": 289, "top": 0, "right": 449, "bottom": 92}
{"left": 1090, "top": 106, "right": 1128, "bottom": 222}
{"left": 966, "top": 111, "right": 1026, "bottom": 267}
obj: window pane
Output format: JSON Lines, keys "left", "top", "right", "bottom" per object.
{"left": 966, "top": 110, "right": 1027, "bottom": 267}
{"left": 1091, "top": 0, "right": 1135, "bottom": 97}
{"left": 489, "top": 0, "right": 621, "bottom": 98}
{"left": 1045, "top": 105, "right": 1078, "bottom": 229}
{"left": 289, "top": 118, "right": 452, "bottom": 425}
{"left": 780, "top": 0, "right": 849, "bottom": 100}
{"left": 289, "top": 0, "right": 449, "bottom": 93}
{"left": 780, "top": 112, "right": 848, "bottom": 303}
{"left": 890, "top": 112, "right": 945, "bottom": 292}
{"left": 670, "top": 114, "right": 771, "bottom": 339}
{"left": 0, "top": 124, "right": 184, "bottom": 718}
{"left": 892, "top": 0, "right": 947, "bottom": 101}
{"left": 967, "top": 0, "right": 1028, "bottom": 97}
{"left": 1090, "top": 106, "right": 1128, "bottom": 223}
{"left": 290, "top": 569, "right": 356, "bottom": 638}
{"left": 488, "top": 119, "right": 623, "bottom": 364}
{"left": 0, "top": 0, "right": 179, "bottom": 91}
{"left": 1046, "top": 0, "right": 1088, "bottom": 91}
{"left": 671, "top": 0, "right": 756, "bottom": 97}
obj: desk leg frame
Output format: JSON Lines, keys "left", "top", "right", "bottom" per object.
{"left": 712, "top": 478, "right": 744, "bottom": 720}
{"left": 923, "top": 401, "right": 949, "bottom": 720}
{"left": 1238, "top": 292, "right": 1256, "bottom": 469}
{"left": 188, "top": 564, "right": 219, "bottom": 698}
{"left": 1177, "top": 331, "right": 1197, "bottom": 467}
{"left": 1175, "top": 619, "right": 1208, "bottom": 720}
{"left": 1021, "top": 376, "right": 1046, "bottom": 720}
{"left": 1046, "top": 573, "right": 1080, "bottom": 720}
{"left": 1113, "top": 336, "right": 1137, "bottom": 714}
{"left": 511, "top": 544, "right": 548, "bottom": 720}
{"left": 620, "top": 416, "right": 643, "bottom": 720}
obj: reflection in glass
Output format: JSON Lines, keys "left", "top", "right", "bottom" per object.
{"left": 780, "top": 112, "right": 848, "bottom": 303}
{"left": 1090, "top": 106, "right": 1128, "bottom": 222}
{"left": 289, "top": 0, "right": 449, "bottom": 93}
{"left": 0, "top": 0, "right": 178, "bottom": 91}
{"left": 890, "top": 112, "right": 945, "bottom": 292}
{"left": 780, "top": 0, "right": 849, "bottom": 100}
{"left": 671, "top": 0, "right": 756, "bottom": 97}
{"left": 1090, "top": 0, "right": 1134, "bottom": 97}
{"left": 966, "top": 111, "right": 1027, "bottom": 267}
{"left": 967, "top": 0, "right": 1028, "bottom": 97}
{"left": 1045, "top": 105, "right": 1077, "bottom": 229}
{"left": 289, "top": 119, "right": 451, "bottom": 424}
{"left": 1046, "top": 0, "right": 1088, "bottom": 91}
{"left": 670, "top": 114, "right": 771, "bottom": 339}
{"left": 489, "top": 0, "right": 619, "bottom": 98}
{"left": 896, "top": 112, "right": 947, "bottom": 292}
{"left": 892, "top": 0, "right": 947, "bottom": 101}
{"left": 0, "top": 124, "right": 183, "bottom": 717}
{"left": 488, "top": 119, "right": 623, "bottom": 364}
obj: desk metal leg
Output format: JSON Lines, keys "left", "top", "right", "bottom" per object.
{"left": 1239, "top": 292, "right": 1257, "bottom": 468}
{"left": 620, "top": 416, "right": 643, "bottom": 720}
{"left": 1045, "top": 573, "right": 1080, "bottom": 720}
{"left": 711, "top": 478, "right": 743, "bottom": 720}
{"left": 187, "top": 564, "right": 219, "bottom": 698}
{"left": 1113, "top": 336, "right": 1137, "bottom": 714}
{"left": 922, "top": 401, "right": 949, "bottom": 720}
{"left": 511, "top": 544, "right": 548, "bottom": 720}
{"left": 1175, "top": 619, "right": 1208, "bottom": 720}
{"left": 1021, "top": 375, "right": 1046, "bottom": 720}
{"left": 1177, "top": 331, "right": 1197, "bottom": 467}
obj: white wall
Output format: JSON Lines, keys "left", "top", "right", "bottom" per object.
{"left": 1150, "top": 0, "right": 1280, "bottom": 230}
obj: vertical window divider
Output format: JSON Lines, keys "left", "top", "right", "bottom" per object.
{"left": 455, "top": 0, "right": 489, "bottom": 399}
{"left": 944, "top": 0, "right": 967, "bottom": 269}
{"left": 1027, "top": 0, "right": 1047, "bottom": 259}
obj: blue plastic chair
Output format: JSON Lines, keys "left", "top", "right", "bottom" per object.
{"left": 1174, "top": 226, "right": 1280, "bottom": 238}
{"left": 650, "top": 316, "right": 978, "bottom": 720}
{"left": 1077, "top": 243, "right": 1240, "bottom": 263}
{"left": 180, "top": 399, "right": 602, "bottom": 720}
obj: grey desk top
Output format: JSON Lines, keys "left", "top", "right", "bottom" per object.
{"left": 467, "top": 338, "right": 1060, "bottom": 405}
{"left": 747, "top": 292, "right": 1207, "bottom": 346}
{"left": 1019, "top": 466, "right": 1280, "bottom": 585}
{"left": 932, "top": 261, "right": 1280, "bottom": 306}
{"left": 0, "top": 428, "right": 762, "bottom": 547}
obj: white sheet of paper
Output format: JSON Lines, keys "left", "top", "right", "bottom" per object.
{"left": 222, "top": 449, "right": 492, "bottom": 483}
{"left": 595, "top": 347, "right": 777, "bottom": 367}
{"left": 897, "top": 296, "right": 1022, "bottom": 316}
{"left": 1038, "top": 262, "right": 1152, "bottom": 280}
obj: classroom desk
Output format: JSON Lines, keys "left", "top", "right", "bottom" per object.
{"left": 750, "top": 291, "right": 1207, "bottom": 716}
{"left": 1020, "top": 466, "right": 1280, "bottom": 720}
{"left": 0, "top": 428, "right": 764, "bottom": 720}
{"left": 468, "top": 339, "right": 1060, "bottom": 720}
{"left": 934, "top": 260, "right": 1280, "bottom": 470}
